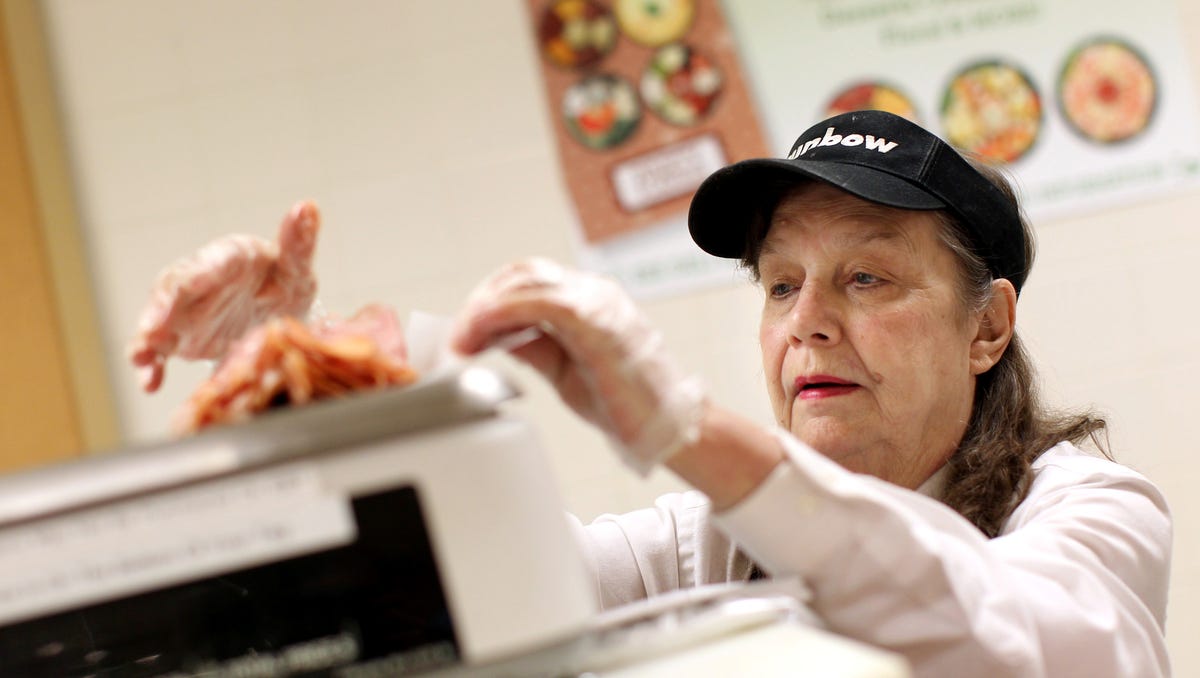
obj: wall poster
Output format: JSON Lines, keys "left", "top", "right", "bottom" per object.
{"left": 527, "top": 0, "right": 770, "bottom": 298}
{"left": 729, "top": 0, "right": 1200, "bottom": 226}
{"left": 528, "top": 0, "right": 1200, "bottom": 297}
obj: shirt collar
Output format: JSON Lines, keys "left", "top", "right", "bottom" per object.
{"left": 916, "top": 463, "right": 951, "bottom": 500}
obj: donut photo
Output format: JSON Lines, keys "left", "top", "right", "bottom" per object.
{"left": 824, "top": 81, "right": 920, "bottom": 123}
{"left": 640, "top": 43, "right": 723, "bottom": 126}
{"left": 614, "top": 0, "right": 696, "bottom": 47}
{"left": 561, "top": 73, "right": 642, "bottom": 150}
{"left": 941, "top": 60, "right": 1043, "bottom": 164}
{"left": 1058, "top": 37, "right": 1157, "bottom": 144}
{"left": 538, "top": 0, "right": 617, "bottom": 69}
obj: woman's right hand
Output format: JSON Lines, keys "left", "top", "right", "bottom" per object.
{"left": 450, "top": 258, "right": 707, "bottom": 474}
{"left": 128, "top": 200, "right": 320, "bottom": 392}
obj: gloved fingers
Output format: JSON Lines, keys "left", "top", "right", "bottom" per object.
{"left": 505, "top": 332, "right": 566, "bottom": 382}
{"left": 452, "top": 259, "right": 629, "bottom": 426}
{"left": 128, "top": 235, "right": 271, "bottom": 382}
{"left": 456, "top": 257, "right": 556, "bottom": 316}
{"left": 127, "top": 334, "right": 167, "bottom": 392}
{"left": 453, "top": 258, "right": 660, "bottom": 403}
{"left": 276, "top": 201, "right": 319, "bottom": 275}
{"left": 456, "top": 289, "right": 641, "bottom": 382}
{"left": 273, "top": 201, "right": 321, "bottom": 316}
{"left": 163, "top": 248, "right": 263, "bottom": 360}
{"left": 139, "top": 361, "right": 166, "bottom": 393}
{"left": 506, "top": 329, "right": 620, "bottom": 433}
{"left": 154, "top": 235, "right": 269, "bottom": 325}
{"left": 479, "top": 257, "right": 566, "bottom": 295}
{"left": 452, "top": 258, "right": 574, "bottom": 355}
{"left": 453, "top": 257, "right": 708, "bottom": 475}
{"left": 127, "top": 291, "right": 179, "bottom": 393}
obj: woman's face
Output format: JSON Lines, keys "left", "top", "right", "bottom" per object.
{"left": 758, "top": 183, "right": 983, "bottom": 489}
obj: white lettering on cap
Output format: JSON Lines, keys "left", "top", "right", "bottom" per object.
{"left": 788, "top": 126, "right": 899, "bottom": 159}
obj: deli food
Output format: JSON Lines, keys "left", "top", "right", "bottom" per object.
{"left": 941, "top": 61, "right": 1042, "bottom": 163}
{"left": 538, "top": 0, "right": 617, "bottom": 69}
{"left": 173, "top": 305, "right": 418, "bottom": 433}
{"left": 640, "top": 42, "right": 722, "bottom": 126}
{"left": 825, "top": 81, "right": 919, "bottom": 123}
{"left": 1059, "top": 38, "right": 1156, "bottom": 144}
{"left": 562, "top": 73, "right": 642, "bottom": 149}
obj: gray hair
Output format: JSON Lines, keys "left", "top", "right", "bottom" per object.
{"left": 932, "top": 158, "right": 1108, "bottom": 537}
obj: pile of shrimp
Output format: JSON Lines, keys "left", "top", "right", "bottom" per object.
{"left": 173, "top": 304, "right": 418, "bottom": 433}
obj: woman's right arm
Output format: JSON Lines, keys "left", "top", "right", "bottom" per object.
{"left": 714, "top": 433, "right": 1171, "bottom": 678}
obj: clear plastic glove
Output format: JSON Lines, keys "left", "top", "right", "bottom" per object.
{"left": 128, "top": 200, "right": 320, "bottom": 393}
{"left": 451, "top": 258, "right": 707, "bottom": 474}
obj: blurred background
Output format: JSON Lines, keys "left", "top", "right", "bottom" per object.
{"left": 2, "top": 0, "right": 1198, "bottom": 673}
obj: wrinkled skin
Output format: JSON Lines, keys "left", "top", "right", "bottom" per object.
{"left": 128, "top": 200, "right": 320, "bottom": 392}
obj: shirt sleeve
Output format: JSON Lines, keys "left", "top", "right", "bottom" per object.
{"left": 714, "top": 431, "right": 1172, "bottom": 678}
{"left": 570, "top": 491, "right": 756, "bottom": 611}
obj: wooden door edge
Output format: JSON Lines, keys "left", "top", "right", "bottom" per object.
{"left": 1, "top": 0, "right": 121, "bottom": 452}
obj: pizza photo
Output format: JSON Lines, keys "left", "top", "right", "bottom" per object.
{"left": 941, "top": 61, "right": 1043, "bottom": 163}
{"left": 1058, "top": 37, "right": 1157, "bottom": 144}
{"left": 824, "top": 81, "right": 920, "bottom": 123}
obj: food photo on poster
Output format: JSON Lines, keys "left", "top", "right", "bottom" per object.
{"left": 721, "top": 0, "right": 1200, "bottom": 228}
{"left": 528, "top": 0, "right": 773, "bottom": 298}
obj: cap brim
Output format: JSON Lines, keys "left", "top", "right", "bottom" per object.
{"left": 688, "top": 158, "right": 948, "bottom": 259}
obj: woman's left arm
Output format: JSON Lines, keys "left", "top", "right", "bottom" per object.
{"left": 712, "top": 432, "right": 1172, "bottom": 678}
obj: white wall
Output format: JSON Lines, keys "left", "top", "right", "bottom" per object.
{"left": 41, "top": 0, "right": 1200, "bottom": 673}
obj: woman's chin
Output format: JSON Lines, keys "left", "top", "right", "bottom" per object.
{"left": 791, "top": 417, "right": 859, "bottom": 451}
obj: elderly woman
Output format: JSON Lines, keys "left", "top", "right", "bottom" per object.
{"left": 130, "top": 110, "right": 1170, "bottom": 677}
{"left": 450, "top": 111, "right": 1172, "bottom": 677}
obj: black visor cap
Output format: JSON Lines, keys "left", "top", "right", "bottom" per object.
{"left": 688, "top": 110, "right": 1028, "bottom": 293}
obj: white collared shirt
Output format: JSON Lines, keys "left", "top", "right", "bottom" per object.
{"left": 572, "top": 434, "right": 1171, "bottom": 677}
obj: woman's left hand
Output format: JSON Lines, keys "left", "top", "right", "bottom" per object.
{"left": 128, "top": 201, "right": 320, "bottom": 392}
{"left": 451, "top": 258, "right": 706, "bottom": 473}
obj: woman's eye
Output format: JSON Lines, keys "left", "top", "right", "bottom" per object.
{"left": 851, "top": 272, "right": 881, "bottom": 286}
{"left": 768, "top": 282, "right": 795, "bottom": 297}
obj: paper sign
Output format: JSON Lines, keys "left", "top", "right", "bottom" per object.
{"left": 0, "top": 464, "right": 355, "bottom": 626}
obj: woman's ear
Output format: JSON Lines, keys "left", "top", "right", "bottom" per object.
{"left": 970, "top": 279, "right": 1017, "bottom": 376}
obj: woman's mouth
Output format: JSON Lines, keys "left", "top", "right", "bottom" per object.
{"left": 793, "top": 375, "right": 860, "bottom": 400}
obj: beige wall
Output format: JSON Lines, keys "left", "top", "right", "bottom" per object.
{"left": 40, "top": 0, "right": 1200, "bottom": 672}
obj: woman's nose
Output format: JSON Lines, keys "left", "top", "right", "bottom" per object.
{"left": 787, "top": 284, "right": 842, "bottom": 346}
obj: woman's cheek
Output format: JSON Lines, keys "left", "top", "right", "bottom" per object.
{"left": 758, "top": 324, "right": 788, "bottom": 423}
